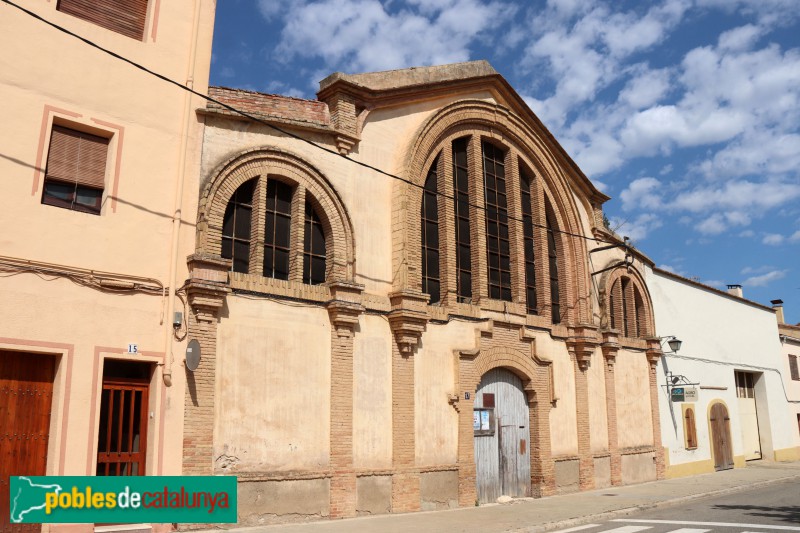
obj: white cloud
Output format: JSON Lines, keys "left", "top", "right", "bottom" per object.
{"left": 270, "top": 0, "right": 514, "bottom": 74}
{"left": 718, "top": 24, "right": 763, "bottom": 51}
{"left": 739, "top": 229, "right": 755, "bottom": 238}
{"left": 610, "top": 213, "right": 663, "bottom": 241}
{"left": 743, "top": 269, "right": 787, "bottom": 287}
{"left": 257, "top": 0, "right": 283, "bottom": 21}
{"left": 620, "top": 177, "right": 663, "bottom": 211}
{"left": 790, "top": 230, "right": 800, "bottom": 242}
{"left": 762, "top": 233, "right": 785, "bottom": 245}
{"left": 696, "top": 213, "right": 727, "bottom": 235}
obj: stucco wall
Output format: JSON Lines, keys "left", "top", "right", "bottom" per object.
{"left": 547, "top": 339, "right": 578, "bottom": 456}
{"left": 588, "top": 349, "right": 609, "bottom": 453}
{"left": 215, "top": 296, "right": 332, "bottom": 471}
{"left": 615, "top": 349, "right": 654, "bottom": 449}
{"left": 353, "top": 315, "right": 393, "bottom": 468}
{"left": 415, "top": 322, "right": 472, "bottom": 466}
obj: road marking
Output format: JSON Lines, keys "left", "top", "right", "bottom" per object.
{"left": 597, "top": 527, "right": 653, "bottom": 533}
{"left": 549, "top": 525, "right": 602, "bottom": 533}
{"left": 612, "top": 520, "right": 800, "bottom": 531}
{"left": 662, "top": 529, "right": 711, "bottom": 533}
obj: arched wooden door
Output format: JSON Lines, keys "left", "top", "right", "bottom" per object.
{"left": 473, "top": 368, "right": 531, "bottom": 503}
{"left": 710, "top": 403, "right": 734, "bottom": 471}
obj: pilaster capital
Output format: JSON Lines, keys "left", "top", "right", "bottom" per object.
{"left": 567, "top": 324, "right": 600, "bottom": 371}
{"left": 326, "top": 281, "right": 365, "bottom": 337}
{"left": 185, "top": 254, "right": 231, "bottom": 322}
{"left": 645, "top": 336, "right": 663, "bottom": 368}
{"left": 388, "top": 290, "right": 429, "bottom": 355}
{"left": 601, "top": 329, "right": 621, "bottom": 367}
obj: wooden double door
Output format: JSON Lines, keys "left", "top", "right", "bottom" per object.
{"left": 1, "top": 351, "right": 56, "bottom": 533}
{"left": 474, "top": 368, "right": 531, "bottom": 503}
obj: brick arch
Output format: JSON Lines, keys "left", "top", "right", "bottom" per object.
{"left": 598, "top": 263, "right": 655, "bottom": 337}
{"left": 471, "top": 346, "right": 541, "bottom": 394}
{"left": 397, "top": 100, "right": 591, "bottom": 323}
{"left": 197, "top": 147, "right": 356, "bottom": 281}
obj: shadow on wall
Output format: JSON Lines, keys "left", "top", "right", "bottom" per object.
{"left": 712, "top": 504, "right": 800, "bottom": 524}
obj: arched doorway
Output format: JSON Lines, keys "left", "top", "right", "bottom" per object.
{"left": 473, "top": 368, "right": 531, "bottom": 503}
{"left": 710, "top": 402, "right": 734, "bottom": 471}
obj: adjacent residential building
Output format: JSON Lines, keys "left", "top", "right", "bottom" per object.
{"left": 775, "top": 300, "right": 800, "bottom": 444}
{"left": 647, "top": 274, "right": 800, "bottom": 478}
{"left": 0, "top": 2, "right": 216, "bottom": 531}
{"left": 185, "top": 61, "right": 670, "bottom": 524}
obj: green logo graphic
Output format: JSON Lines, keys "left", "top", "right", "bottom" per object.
{"left": 9, "top": 476, "right": 237, "bottom": 524}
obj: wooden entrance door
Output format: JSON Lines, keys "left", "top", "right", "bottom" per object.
{"left": 1, "top": 351, "right": 56, "bottom": 533}
{"left": 710, "top": 402, "right": 734, "bottom": 471}
{"left": 474, "top": 368, "right": 531, "bottom": 503}
{"left": 96, "top": 377, "right": 149, "bottom": 475}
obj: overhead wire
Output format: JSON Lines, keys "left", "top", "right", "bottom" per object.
{"left": 1, "top": 0, "right": 626, "bottom": 249}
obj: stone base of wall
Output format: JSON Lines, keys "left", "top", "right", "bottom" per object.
{"left": 621, "top": 452, "right": 656, "bottom": 485}
{"left": 420, "top": 470, "right": 459, "bottom": 511}
{"left": 357, "top": 475, "right": 392, "bottom": 516}
{"left": 554, "top": 458, "right": 580, "bottom": 494}
{"left": 593, "top": 456, "right": 611, "bottom": 489}
{"left": 237, "top": 478, "right": 330, "bottom": 527}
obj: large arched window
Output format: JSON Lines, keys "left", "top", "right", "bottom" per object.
{"left": 417, "top": 133, "right": 568, "bottom": 324}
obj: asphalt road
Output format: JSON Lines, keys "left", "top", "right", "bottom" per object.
{"left": 551, "top": 478, "right": 800, "bottom": 533}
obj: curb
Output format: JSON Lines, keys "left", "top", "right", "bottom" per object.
{"left": 513, "top": 473, "right": 800, "bottom": 533}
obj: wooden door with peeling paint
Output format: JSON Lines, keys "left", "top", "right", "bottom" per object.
{"left": 474, "top": 368, "right": 531, "bottom": 503}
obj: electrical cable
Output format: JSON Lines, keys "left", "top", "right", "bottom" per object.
{"left": 1, "top": 0, "right": 624, "bottom": 249}
{"left": 663, "top": 352, "right": 800, "bottom": 404}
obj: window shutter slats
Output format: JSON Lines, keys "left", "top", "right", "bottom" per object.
{"left": 57, "top": 0, "right": 148, "bottom": 40}
{"left": 46, "top": 125, "right": 109, "bottom": 189}
{"left": 790, "top": 355, "right": 800, "bottom": 381}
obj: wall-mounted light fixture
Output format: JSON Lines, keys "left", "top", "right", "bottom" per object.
{"left": 660, "top": 335, "right": 682, "bottom": 353}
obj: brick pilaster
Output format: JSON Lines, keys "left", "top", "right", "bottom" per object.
{"left": 387, "top": 291, "right": 428, "bottom": 512}
{"left": 601, "top": 330, "right": 622, "bottom": 485}
{"left": 326, "top": 281, "right": 365, "bottom": 519}
{"left": 568, "top": 326, "right": 599, "bottom": 490}
{"left": 646, "top": 340, "right": 666, "bottom": 479}
{"left": 529, "top": 378, "right": 555, "bottom": 496}
{"left": 182, "top": 254, "right": 231, "bottom": 476}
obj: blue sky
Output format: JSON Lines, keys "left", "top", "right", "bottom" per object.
{"left": 209, "top": 0, "right": 800, "bottom": 323}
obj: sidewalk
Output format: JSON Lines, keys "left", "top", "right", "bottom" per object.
{"left": 211, "top": 462, "right": 800, "bottom": 533}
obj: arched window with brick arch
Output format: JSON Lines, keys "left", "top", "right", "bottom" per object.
{"left": 407, "top": 104, "right": 592, "bottom": 327}
{"left": 199, "top": 148, "right": 355, "bottom": 289}
{"left": 603, "top": 265, "right": 655, "bottom": 339}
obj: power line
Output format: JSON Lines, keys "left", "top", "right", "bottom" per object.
{"left": 2, "top": 0, "right": 625, "bottom": 249}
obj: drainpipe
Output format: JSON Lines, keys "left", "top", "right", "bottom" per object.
{"left": 163, "top": 0, "right": 202, "bottom": 387}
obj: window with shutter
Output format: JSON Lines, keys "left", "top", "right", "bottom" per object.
{"left": 789, "top": 355, "right": 800, "bottom": 381}
{"left": 42, "top": 125, "right": 109, "bottom": 215}
{"left": 57, "top": 0, "right": 149, "bottom": 40}
{"left": 684, "top": 407, "right": 698, "bottom": 449}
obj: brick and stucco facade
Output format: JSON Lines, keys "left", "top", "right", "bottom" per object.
{"left": 185, "top": 61, "right": 666, "bottom": 525}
